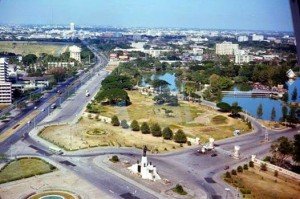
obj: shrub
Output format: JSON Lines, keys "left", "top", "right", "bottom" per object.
{"left": 187, "top": 141, "right": 191, "bottom": 146}
{"left": 111, "top": 115, "right": 120, "bottom": 126}
{"left": 141, "top": 122, "right": 150, "bottom": 134}
{"left": 260, "top": 163, "right": 267, "bottom": 171}
{"left": 162, "top": 127, "right": 173, "bottom": 140}
{"left": 172, "top": 184, "right": 187, "bottom": 195}
{"left": 237, "top": 166, "right": 243, "bottom": 173}
{"left": 240, "top": 189, "right": 251, "bottom": 194}
{"left": 173, "top": 129, "right": 187, "bottom": 143}
{"left": 231, "top": 169, "right": 237, "bottom": 175}
{"left": 110, "top": 155, "right": 119, "bottom": 163}
{"left": 274, "top": 170, "right": 278, "bottom": 177}
{"left": 151, "top": 123, "right": 162, "bottom": 137}
{"left": 121, "top": 120, "right": 129, "bottom": 129}
{"left": 130, "top": 120, "right": 140, "bottom": 131}
{"left": 263, "top": 156, "right": 271, "bottom": 162}
{"left": 225, "top": 171, "right": 231, "bottom": 178}
{"left": 243, "top": 164, "right": 248, "bottom": 170}
{"left": 249, "top": 161, "right": 254, "bottom": 168}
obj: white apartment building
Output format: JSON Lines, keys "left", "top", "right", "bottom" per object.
{"left": 69, "top": 45, "right": 81, "bottom": 62}
{"left": 235, "top": 50, "right": 253, "bottom": 64}
{"left": 48, "top": 62, "right": 75, "bottom": 68}
{"left": 215, "top": 42, "right": 239, "bottom": 55}
{"left": 0, "top": 58, "right": 12, "bottom": 104}
{"left": 237, "top": 36, "right": 249, "bottom": 42}
{"left": 252, "top": 34, "right": 264, "bottom": 41}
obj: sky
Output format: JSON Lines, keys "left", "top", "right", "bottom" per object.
{"left": 0, "top": 0, "right": 294, "bottom": 31}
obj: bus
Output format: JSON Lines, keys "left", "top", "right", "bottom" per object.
{"left": 49, "top": 146, "right": 63, "bottom": 155}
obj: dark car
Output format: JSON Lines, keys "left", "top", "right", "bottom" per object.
{"left": 211, "top": 153, "right": 217, "bottom": 157}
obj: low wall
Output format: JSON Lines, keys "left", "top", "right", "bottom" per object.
{"left": 251, "top": 155, "right": 300, "bottom": 180}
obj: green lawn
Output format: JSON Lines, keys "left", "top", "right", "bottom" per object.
{"left": 0, "top": 157, "right": 56, "bottom": 184}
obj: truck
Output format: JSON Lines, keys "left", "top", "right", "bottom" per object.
{"left": 49, "top": 146, "right": 63, "bottom": 155}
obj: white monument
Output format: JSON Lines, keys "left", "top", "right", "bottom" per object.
{"left": 233, "top": 145, "right": 240, "bottom": 159}
{"left": 128, "top": 146, "right": 161, "bottom": 181}
{"left": 69, "top": 45, "right": 81, "bottom": 62}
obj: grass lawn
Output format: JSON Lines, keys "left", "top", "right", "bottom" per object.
{"left": 224, "top": 167, "right": 300, "bottom": 199}
{"left": 0, "top": 157, "right": 56, "bottom": 184}
{"left": 40, "top": 91, "right": 250, "bottom": 152}
{"left": 0, "top": 41, "right": 69, "bottom": 56}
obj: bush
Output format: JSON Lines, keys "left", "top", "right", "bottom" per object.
{"left": 240, "top": 188, "right": 251, "bottom": 194}
{"left": 274, "top": 170, "right": 278, "bottom": 177}
{"left": 162, "top": 127, "right": 173, "bottom": 140}
{"left": 225, "top": 171, "right": 231, "bottom": 178}
{"left": 260, "top": 163, "right": 267, "bottom": 171}
{"left": 243, "top": 164, "right": 248, "bottom": 170}
{"left": 172, "top": 184, "right": 187, "bottom": 195}
{"left": 141, "top": 122, "right": 150, "bottom": 134}
{"left": 151, "top": 123, "right": 162, "bottom": 137}
{"left": 249, "top": 161, "right": 254, "bottom": 168}
{"left": 130, "top": 120, "right": 140, "bottom": 131}
{"left": 121, "top": 119, "right": 129, "bottom": 129}
{"left": 263, "top": 156, "right": 271, "bottom": 162}
{"left": 173, "top": 129, "right": 187, "bottom": 143}
{"left": 187, "top": 141, "right": 191, "bottom": 146}
{"left": 231, "top": 169, "right": 237, "bottom": 175}
{"left": 237, "top": 166, "right": 243, "bottom": 172}
{"left": 111, "top": 115, "right": 120, "bottom": 126}
{"left": 110, "top": 155, "right": 119, "bottom": 163}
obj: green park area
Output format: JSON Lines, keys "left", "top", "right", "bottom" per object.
{"left": 39, "top": 90, "right": 250, "bottom": 153}
{"left": 223, "top": 164, "right": 300, "bottom": 199}
{"left": 0, "top": 41, "right": 68, "bottom": 56}
{"left": 0, "top": 157, "right": 56, "bottom": 184}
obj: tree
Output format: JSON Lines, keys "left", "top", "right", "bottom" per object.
{"left": 270, "top": 107, "right": 276, "bottom": 121}
{"left": 151, "top": 79, "right": 170, "bottom": 93}
{"left": 230, "top": 102, "right": 242, "bottom": 117}
{"left": 271, "top": 136, "right": 293, "bottom": 166}
{"left": 95, "top": 88, "right": 131, "bottom": 106}
{"left": 121, "top": 119, "right": 129, "bottom": 129}
{"left": 249, "top": 161, "right": 254, "bottom": 168}
{"left": 281, "top": 106, "right": 288, "bottom": 122}
{"left": 162, "top": 127, "right": 173, "bottom": 140}
{"left": 237, "top": 166, "right": 243, "bottom": 172}
{"left": 150, "top": 123, "right": 162, "bottom": 137}
{"left": 23, "top": 54, "right": 37, "bottom": 66}
{"left": 291, "top": 87, "right": 298, "bottom": 101}
{"left": 216, "top": 102, "right": 231, "bottom": 112}
{"left": 48, "top": 67, "right": 67, "bottom": 83}
{"left": 101, "top": 75, "right": 133, "bottom": 90}
{"left": 292, "top": 134, "right": 300, "bottom": 163}
{"left": 110, "top": 155, "right": 119, "bottom": 163}
{"left": 256, "top": 103, "right": 263, "bottom": 119}
{"left": 243, "top": 164, "right": 248, "bottom": 170}
{"left": 231, "top": 169, "right": 237, "bottom": 175}
{"left": 287, "top": 106, "right": 298, "bottom": 125}
{"left": 130, "top": 120, "right": 140, "bottom": 131}
{"left": 140, "top": 122, "right": 150, "bottom": 134}
{"left": 173, "top": 129, "right": 187, "bottom": 143}
{"left": 111, "top": 115, "right": 120, "bottom": 126}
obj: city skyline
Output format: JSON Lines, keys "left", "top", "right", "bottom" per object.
{"left": 0, "top": 0, "right": 294, "bottom": 32}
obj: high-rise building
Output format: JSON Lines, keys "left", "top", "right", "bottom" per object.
{"left": 0, "top": 58, "right": 12, "bottom": 104}
{"left": 252, "top": 34, "right": 264, "bottom": 41}
{"left": 237, "top": 36, "right": 249, "bottom": 42}
{"left": 216, "top": 42, "right": 239, "bottom": 55}
{"left": 0, "top": 58, "right": 8, "bottom": 82}
{"left": 235, "top": 50, "right": 253, "bottom": 64}
{"left": 69, "top": 45, "right": 81, "bottom": 62}
{"left": 70, "top": 22, "right": 75, "bottom": 31}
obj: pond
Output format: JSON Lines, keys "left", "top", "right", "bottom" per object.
{"left": 222, "top": 78, "right": 300, "bottom": 121}
{"left": 140, "top": 72, "right": 182, "bottom": 92}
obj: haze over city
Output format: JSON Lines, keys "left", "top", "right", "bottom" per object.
{"left": 0, "top": 0, "right": 294, "bottom": 31}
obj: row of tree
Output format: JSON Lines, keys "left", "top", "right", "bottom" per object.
{"left": 111, "top": 115, "right": 187, "bottom": 143}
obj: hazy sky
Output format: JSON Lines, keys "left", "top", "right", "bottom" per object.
{"left": 0, "top": 0, "right": 293, "bottom": 31}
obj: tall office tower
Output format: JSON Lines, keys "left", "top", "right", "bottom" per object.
{"left": 215, "top": 42, "right": 239, "bottom": 55}
{"left": 70, "top": 22, "right": 75, "bottom": 31}
{"left": 69, "top": 45, "right": 82, "bottom": 62}
{"left": 0, "top": 58, "right": 12, "bottom": 104}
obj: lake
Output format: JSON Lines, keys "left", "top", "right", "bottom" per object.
{"left": 222, "top": 78, "right": 300, "bottom": 121}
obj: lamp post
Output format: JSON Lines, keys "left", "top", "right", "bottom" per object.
{"left": 225, "top": 188, "right": 230, "bottom": 199}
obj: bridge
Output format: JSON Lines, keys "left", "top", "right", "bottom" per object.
{"left": 221, "top": 90, "right": 281, "bottom": 97}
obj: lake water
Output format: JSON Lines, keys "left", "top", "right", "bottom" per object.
{"left": 141, "top": 72, "right": 299, "bottom": 121}
{"left": 222, "top": 78, "right": 300, "bottom": 121}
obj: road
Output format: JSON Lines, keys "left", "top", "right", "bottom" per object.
{"left": 1, "top": 46, "right": 299, "bottom": 199}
